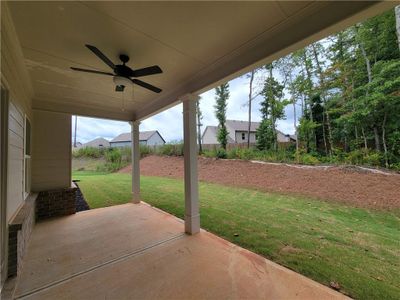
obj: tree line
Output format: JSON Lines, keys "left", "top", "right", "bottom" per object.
{"left": 209, "top": 7, "right": 400, "bottom": 169}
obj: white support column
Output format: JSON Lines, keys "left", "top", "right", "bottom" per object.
{"left": 182, "top": 94, "right": 200, "bottom": 235}
{"left": 131, "top": 120, "right": 140, "bottom": 204}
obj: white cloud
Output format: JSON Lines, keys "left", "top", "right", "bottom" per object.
{"left": 72, "top": 116, "right": 130, "bottom": 144}
{"left": 73, "top": 74, "right": 299, "bottom": 144}
{"left": 141, "top": 104, "right": 183, "bottom": 142}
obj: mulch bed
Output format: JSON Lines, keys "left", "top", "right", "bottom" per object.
{"left": 119, "top": 155, "right": 400, "bottom": 211}
{"left": 73, "top": 181, "right": 90, "bottom": 212}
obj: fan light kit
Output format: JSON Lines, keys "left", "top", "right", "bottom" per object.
{"left": 113, "top": 75, "right": 132, "bottom": 88}
{"left": 71, "top": 45, "right": 162, "bottom": 93}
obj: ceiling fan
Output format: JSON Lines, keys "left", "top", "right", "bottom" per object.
{"left": 71, "top": 45, "right": 162, "bottom": 93}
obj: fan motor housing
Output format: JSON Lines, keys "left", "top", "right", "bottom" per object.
{"left": 114, "top": 65, "right": 133, "bottom": 77}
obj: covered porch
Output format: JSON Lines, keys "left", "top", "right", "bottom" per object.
{"left": 13, "top": 203, "right": 344, "bottom": 299}
{"left": 1, "top": 1, "right": 397, "bottom": 299}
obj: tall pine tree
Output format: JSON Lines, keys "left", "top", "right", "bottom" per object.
{"left": 214, "top": 83, "right": 230, "bottom": 150}
{"left": 256, "top": 64, "right": 285, "bottom": 151}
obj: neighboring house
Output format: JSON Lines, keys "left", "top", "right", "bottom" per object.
{"left": 110, "top": 131, "right": 166, "bottom": 147}
{"left": 82, "top": 137, "right": 110, "bottom": 148}
{"left": 202, "top": 120, "right": 296, "bottom": 145}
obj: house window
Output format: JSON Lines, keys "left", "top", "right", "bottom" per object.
{"left": 24, "top": 117, "right": 31, "bottom": 195}
{"left": 241, "top": 133, "right": 246, "bottom": 140}
{"left": 255, "top": 133, "right": 258, "bottom": 140}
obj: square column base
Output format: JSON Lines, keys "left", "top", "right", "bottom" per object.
{"left": 185, "top": 214, "right": 200, "bottom": 235}
{"left": 132, "top": 193, "right": 140, "bottom": 204}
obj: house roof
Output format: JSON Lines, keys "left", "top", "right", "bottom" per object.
{"left": 6, "top": 1, "right": 392, "bottom": 122}
{"left": 83, "top": 137, "right": 110, "bottom": 148}
{"left": 226, "top": 120, "right": 260, "bottom": 132}
{"left": 110, "top": 130, "right": 164, "bottom": 143}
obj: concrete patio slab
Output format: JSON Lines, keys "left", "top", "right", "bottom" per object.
{"left": 14, "top": 203, "right": 347, "bottom": 300}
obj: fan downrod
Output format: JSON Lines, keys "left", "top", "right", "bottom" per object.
{"left": 119, "top": 54, "right": 129, "bottom": 64}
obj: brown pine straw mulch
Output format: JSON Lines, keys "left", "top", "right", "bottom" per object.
{"left": 119, "top": 155, "right": 400, "bottom": 211}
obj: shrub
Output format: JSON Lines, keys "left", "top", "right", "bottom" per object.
{"left": 96, "top": 162, "right": 126, "bottom": 173}
{"left": 227, "top": 148, "right": 239, "bottom": 159}
{"left": 119, "top": 146, "right": 131, "bottom": 162}
{"left": 156, "top": 143, "right": 184, "bottom": 156}
{"left": 139, "top": 145, "right": 152, "bottom": 157}
{"left": 72, "top": 147, "right": 103, "bottom": 158}
{"left": 363, "top": 152, "right": 383, "bottom": 167}
{"left": 239, "top": 148, "right": 257, "bottom": 160}
{"left": 202, "top": 149, "right": 217, "bottom": 158}
{"left": 298, "top": 153, "right": 320, "bottom": 165}
{"left": 105, "top": 148, "right": 122, "bottom": 164}
{"left": 345, "top": 149, "right": 365, "bottom": 165}
{"left": 390, "top": 162, "right": 400, "bottom": 172}
{"left": 344, "top": 149, "right": 383, "bottom": 167}
{"left": 226, "top": 148, "right": 256, "bottom": 160}
{"left": 216, "top": 148, "right": 227, "bottom": 159}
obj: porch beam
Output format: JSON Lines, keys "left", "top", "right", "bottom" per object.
{"left": 182, "top": 94, "right": 200, "bottom": 235}
{"left": 131, "top": 120, "right": 140, "bottom": 203}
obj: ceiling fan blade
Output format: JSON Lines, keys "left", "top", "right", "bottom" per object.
{"left": 132, "top": 65, "right": 162, "bottom": 77}
{"left": 85, "top": 44, "right": 116, "bottom": 70}
{"left": 132, "top": 79, "right": 162, "bottom": 93}
{"left": 115, "top": 85, "right": 125, "bottom": 92}
{"left": 70, "top": 67, "right": 114, "bottom": 76}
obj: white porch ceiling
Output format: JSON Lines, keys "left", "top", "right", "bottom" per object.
{"left": 8, "top": 1, "right": 395, "bottom": 121}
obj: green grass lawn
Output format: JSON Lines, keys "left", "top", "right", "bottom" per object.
{"left": 73, "top": 171, "right": 400, "bottom": 300}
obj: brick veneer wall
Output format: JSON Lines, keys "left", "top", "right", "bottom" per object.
{"left": 35, "top": 184, "right": 77, "bottom": 221}
{"left": 8, "top": 193, "right": 37, "bottom": 277}
{"left": 7, "top": 184, "right": 77, "bottom": 278}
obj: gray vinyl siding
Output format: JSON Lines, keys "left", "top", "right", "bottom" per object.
{"left": 7, "top": 101, "right": 24, "bottom": 220}
{"left": 202, "top": 127, "right": 219, "bottom": 144}
{"left": 146, "top": 132, "right": 165, "bottom": 146}
{"left": 235, "top": 131, "right": 257, "bottom": 143}
{"left": 110, "top": 141, "right": 131, "bottom": 148}
{"left": 31, "top": 110, "right": 71, "bottom": 192}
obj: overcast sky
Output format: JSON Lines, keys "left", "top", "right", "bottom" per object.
{"left": 72, "top": 72, "right": 302, "bottom": 144}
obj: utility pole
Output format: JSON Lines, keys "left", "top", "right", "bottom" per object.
{"left": 74, "top": 115, "right": 78, "bottom": 148}
{"left": 247, "top": 70, "right": 255, "bottom": 148}
{"left": 196, "top": 99, "right": 203, "bottom": 154}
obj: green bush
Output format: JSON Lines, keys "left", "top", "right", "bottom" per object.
{"left": 390, "top": 162, "right": 400, "bottom": 171}
{"left": 345, "top": 149, "right": 365, "bottom": 165}
{"left": 239, "top": 148, "right": 257, "bottom": 160}
{"left": 139, "top": 144, "right": 153, "bottom": 157}
{"left": 156, "top": 143, "right": 184, "bottom": 156}
{"left": 72, "top": 147, "right": 104, "bottom": 158}
{"left": 97, "top": 148, "right": 130, "bottom": 172}
{"left": 105, "top": 149, "right": 122, "bottom": 164}
{"left": 119, "top": 147, "right": 131, "bottom": 161}
{"left": 227, "top": 148, "right": 239, "bottom": 159}
{"left": 298, "top": 153, "right": 320, "bottom": 165}
{"left": 344, "top": 149, "right": 383, "bottom": 167}
{"left": 216, "top": 148, "right": 227, "bottom": 159}
{"left": 363, "top": 152, "right": 383, "bottom": 167}
{"left": 227, "top": 148, "right": 253, "bottom": 160}
{"left": 96, "top": 161, "right": 127, "bottom": 173}
{"left": 202, "top": 149, "right": 217, "bottom": 158}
